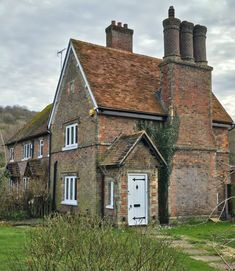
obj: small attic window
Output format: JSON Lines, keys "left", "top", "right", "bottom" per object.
{"left": 67, "top": 80, "right": 75, "bottom": 94}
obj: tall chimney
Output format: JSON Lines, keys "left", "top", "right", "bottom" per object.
{"left": 105, "top": 21, "right": 134, "bottom": 52}
{"left": 193, "top": 25, "right": 207, "bottom": 64}
{"left": 180, "top": 21, "right": 194, "bottom": 61}
{"left": 163, "top": 6, "right": 181, "bottom": 58}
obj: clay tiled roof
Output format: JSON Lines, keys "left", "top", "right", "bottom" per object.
{"left": 72, "top": 40, "right": 233, "bottom": 124}
{"left": 100, "top": 131, "right": 166, "bottom": 166}
{"left": 7, "top": 162, "right": 20, "bottom": 178}
{"left": 24, "top": 159, "right": 48, "bottom": 177}
{"left": 72, "top": 40, "right": 165, "bottom": 116}
{"left": 212, "top": 94, "right": 233, "bottom": 124}
{"left": 7, "top": 104, "right": 52, "bottom": 145}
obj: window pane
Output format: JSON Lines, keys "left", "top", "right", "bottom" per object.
{"left": 75, "top": 125, "right": 78, "bottom": 144}
{"left": 74, "top": 178, "right": 77, "bottom": 200}
{"left": 70, "top": 178, "right": 73, "bottom": 200}
{"left": 71, "top": 126, "right": 74, "bottom": 144}
{"left": 108, "top": 182, "right": 111, "bottom": 205}
{"left": 66, "top": 127, "right": 70, "bottom": 146}
{"left": 66, "top": 178, "right": 69, "bottom": 200}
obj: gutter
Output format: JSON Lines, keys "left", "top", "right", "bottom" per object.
{"left": 97, "top": 107, "right": 167, "bottom": 121}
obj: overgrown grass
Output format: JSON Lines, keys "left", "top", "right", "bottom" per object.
{"left": 0, "top": 218, "right": 223, "bottom": 271}
{"left": 162, "top": 221, "right": 235, "bottom": 248}
{"left": 0, "top": 225, "right": 28, "bottom": 270}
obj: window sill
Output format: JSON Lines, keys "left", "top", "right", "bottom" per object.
{"left": 9, "top": 159, "right": 14, "bottom": 163}
{"left": 61, "top": 200, "right": 77, "bottom": 206}
{"left": 38, "top": 155, "right": 43, "bottom": 159}
{"left": 21, "top": 157, "right": 31, "bottom": 161}
{"left": 62, "top": 144, "right": 78, "bottom": 151}
{"left": 106, "top": 205, "right": 114, "bottom": 209}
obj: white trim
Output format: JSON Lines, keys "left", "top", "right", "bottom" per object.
{"left": 128, "top": 173, "right": 148, "bottom": 226}
{"left": 106, "top": 180, "right": 114, "bottom": 209}
{"left": 63, "top": 123, "right": 78, "bottom": 151}
{"left": 38, "top": 138, "right": 44, "bottom": 158}
{"left": 71, "top": 43, "right": 98, "bottom": 110}
{"left": 62, "top": 143, "right": 78, "bottom": 151}
{"left": 62, "top": 176, "right": 77, "bottom": 206}
{"left": 48, "top": 40, "right": 98, "bottom": 128}
{"left": 61, "top": 200, "right": 78, "bottom": 206}
{"left": 212, "top": 122, "right": 232, "bottom": 129}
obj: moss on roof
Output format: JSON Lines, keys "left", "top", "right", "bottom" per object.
{"left": 7, "top": 104, "right": 52, "bottom": 145}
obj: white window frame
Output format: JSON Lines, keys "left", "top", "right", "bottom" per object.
{"left": 23, "top": 177, "right": 30, "bottom": 190}
{"left": 62, "top": 123, "right": 78, "bottom": 151}
{"left": 38, "top": 139, "right": 44, "bottom": 158}
{"left": 61, "top": 176, "right": 77, "bottom": 206}
{"left": 22, "top": 142, "right": 32, "bottom": 160}
{"left": 106, "top": 180, "right": 114, "bottom": 209}
{"left": 9, "top": 147, "right": 14, "bottom": 162}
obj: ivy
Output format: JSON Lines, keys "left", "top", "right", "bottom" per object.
{"left": 137, "top": 115, "right": 179, "bottom": 224}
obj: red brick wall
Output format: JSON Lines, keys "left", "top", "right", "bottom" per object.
{"left": 103, "top": 141, "right": 159, "bottom": 225}
{"left": 160, "top": 60, "right": 230, "bottom": 219}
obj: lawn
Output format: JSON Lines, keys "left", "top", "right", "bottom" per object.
{"left": 0, "top": 225, "right": 28, "bottom": 271}
{"left": 162, "top": 221, "right": 235, "bottom": 248}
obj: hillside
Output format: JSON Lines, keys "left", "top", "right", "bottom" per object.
{"left": 0, "top": 105, "right": 37, "bottom": 169}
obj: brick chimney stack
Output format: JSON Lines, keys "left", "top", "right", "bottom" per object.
{"left": 105, "top": 20, "right": 134, "bottom": 52}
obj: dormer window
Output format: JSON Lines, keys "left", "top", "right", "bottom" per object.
{"left": 23, "top": 142, "right": 32, "bottom": 160}
{"left": 9, "top": 147, "right": 14, "bottom": 162}
{"left": 38, "top": 139, "right": 44, "bottom": 158}
{"left": 62, "top": 123, "right": 78, "bottom": 151}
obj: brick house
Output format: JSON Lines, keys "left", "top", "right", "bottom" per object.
{"left": 6, "top": 104, "right": 52, "bottom": 193}
{"left": 48, "top": 6, "right": 234, "bottom": 225}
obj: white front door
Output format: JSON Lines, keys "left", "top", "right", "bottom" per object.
{"left": 128, "top": 173, "right": 148, "bottom": 226}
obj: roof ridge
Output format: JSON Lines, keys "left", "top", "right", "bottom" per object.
{"left": 71, "top": 38, "right": 162, "bottom": 62}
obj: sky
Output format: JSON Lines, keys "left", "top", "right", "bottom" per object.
{"left": 0, "top": 0, "right": 235, "bottom": 120}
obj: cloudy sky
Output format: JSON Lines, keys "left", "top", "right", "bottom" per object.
{"left": 1, "top": 0, "right": 235, "bottom": 120}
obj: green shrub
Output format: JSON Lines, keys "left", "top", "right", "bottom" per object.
{"left": 17, "top": 214, "right": 184, "bottom": 271}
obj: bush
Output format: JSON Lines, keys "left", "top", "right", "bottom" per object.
{"left": 15, "top": 214, "right": 184, "bottom": 271}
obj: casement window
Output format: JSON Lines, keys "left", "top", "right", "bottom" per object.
{"left": 23, "top": 142, "right": 32, "bottom": 160}
{"left": 38, "top": 139, "right": 44, "bottom": 158}
{"left": 9, "top": 147, "right": 14, "bottom": 162}
{"left": 62, "top": 176, "right": 77, "bottom": 206}
{"left": 23, "top": 177, "right": 30, "bottom": 190}
{"left": 106, "top": 180, "right": 114, "bottom": 209}
{"left": 62, "top": 123, "right": 78, "bottom": 151}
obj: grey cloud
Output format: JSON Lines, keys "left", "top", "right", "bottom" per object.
{"left": 0, "top": 0, "right": 234, "bottom": 121}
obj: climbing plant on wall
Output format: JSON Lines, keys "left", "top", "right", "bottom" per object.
{"left": 137, "top": 115, "right": 179, "bottom": 223}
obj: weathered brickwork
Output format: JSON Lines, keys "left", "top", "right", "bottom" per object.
{"left": 7, "top": 134, "right": 50, "bottom": 184}
{"left": 50, "top": 51, "right": 99, "bottom": 214}
{"left": 160, "top": 60, "right": 231, "bottom": 219}
{"left": 229, "top": 129, "right": 235, "bottom": 165}
{"left": 102, "top": 141, "right": 159, "bottom": 226}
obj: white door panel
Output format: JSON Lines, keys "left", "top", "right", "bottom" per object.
{"left": 128, "top": 174, "right": 148, "bottom": 226}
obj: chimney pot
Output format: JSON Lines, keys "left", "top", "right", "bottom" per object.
{"left": 168, "top": 6, "right": 175, "bottom": 18}
{"left": 117, "top": 22, "right": 122, "bottom": 27}
{"left": 163, "top": 8, "right": 181, "bottom": 58}
{"left": 124, "top": 23, "right": 128, "bottom": 29}
{"left": 180, "top": 21, "right": 194, "bottom": 61}
{"left": 193, "top": 24, "right": 207, "bottom": 64}
{"left": 111, "top": 20, "right": 116, "bottom": 25}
